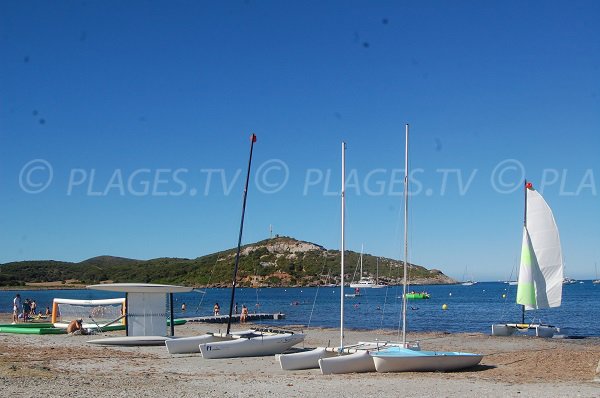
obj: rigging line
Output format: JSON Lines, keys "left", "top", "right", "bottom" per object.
{"left": 349, "top": 251, "right": 361, "bottom": 285}
{"left": 380, "top": 275, "right": 391, "bottom": 329}
{"left": 252, "top": 259, "right": 260, "bottom": 309}
{"left": 497, "top": 255, "right": 519, "bottom": 321}
{"left": 307, "top": 258, "right": 328, "bottom": 328}
{"left": 392, "top": 197, "right": 405, "bottom": 337}
{"left": 195, "top": 256, "right": 221, "bottom": 312}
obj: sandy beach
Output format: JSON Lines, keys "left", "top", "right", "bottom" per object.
{"left": 1, "top": 315, "right": 599, "bottom": 397}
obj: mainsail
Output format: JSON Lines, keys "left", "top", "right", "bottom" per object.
{"left": 516, "top": 186, "right": 563, "bottom": 310}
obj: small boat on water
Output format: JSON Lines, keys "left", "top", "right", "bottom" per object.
{"left": 344, "top": 287, "right": 362, "bottom": 298}
{"left": 403, "top": 292, "right": 430, "bottom": 300}
{"left": 349, "top": 247, "right": 385, "bottom": 289}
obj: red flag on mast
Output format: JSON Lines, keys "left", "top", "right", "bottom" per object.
{"left": 251, "top": 134, "right": 257, "bottom": 143}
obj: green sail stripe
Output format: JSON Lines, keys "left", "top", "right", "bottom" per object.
{"left": 516, "top": 282, "right": 535, "bottom": 306}
{"left": 516, "top": 231, "right": 537, "bottom": 306}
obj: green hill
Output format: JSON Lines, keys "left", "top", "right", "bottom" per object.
{"left": 0, "top": 236, "right": 456, "bottom": 287}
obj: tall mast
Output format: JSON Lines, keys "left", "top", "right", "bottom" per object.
{"left": 340, "top": 141, "right": 346, "bottom": 349}
{"left": 402, "top": 123, "right": 409, "bottom": 345}
{"left": 360, "top": 244, "right": 364, "bottom": 277}
{"left": 521, "top": 179, "right": 527, "bottom": 324}
{"left": 226, "top": 134, "right": 257, "bottom": 335}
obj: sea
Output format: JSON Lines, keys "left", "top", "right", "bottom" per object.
{"left": 2, "top": 282, "right": 599, "bottom": 337}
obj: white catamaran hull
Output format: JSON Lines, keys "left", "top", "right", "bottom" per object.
{"left": 165, "top": 332, "right": 235, "bottom": 354}
{"left": 319, "top": 350, "right": 375, "bottom": 374}
{"left": 491, "top": 323, "right": 557, "bottom": 338}
{"left": 372, "top": 348, "right": 483, "bottom": 373}
{"left": 277, "top": 347, "right": 337, "bottom": 370}
{"left": 199, "top": 332, "right": 305, "bottom": 359}
{"left": 87, "top": 336, "right": 172, "bottom": 346}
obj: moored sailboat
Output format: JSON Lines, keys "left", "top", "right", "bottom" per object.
{"left": 350, "top": 246, "right": 385, "bottom": 289}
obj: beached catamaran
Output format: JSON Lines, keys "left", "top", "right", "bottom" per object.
{"left": 279, "top": 139, "right": 419, "bottom": 373}
{"left": 369, "top": 124, "right": 483, "bottom": 373}
{"left": 492, "top": 181, "right": 563, "bottom": 337}
{"left": 165, "top": 134, "right": 304, "bottom": 357}
{"left": 278, "top": 142, "right": 414, "bottom": 372}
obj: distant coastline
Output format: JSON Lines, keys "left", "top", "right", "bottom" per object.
{"left": 0, "top": 237, "right": 457, "bottom": 288}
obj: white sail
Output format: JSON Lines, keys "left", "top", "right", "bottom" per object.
{"left": 516, "top": 187, "right": 563, "bottom": 310}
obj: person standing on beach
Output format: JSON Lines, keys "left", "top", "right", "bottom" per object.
{"left": 12, "top": 294, "right": 21, "bottom": 324}
{"left": 240, "top": 304, "right": 248, "bottom": 323}
{"left": 22, "top": 299, "right": 31, "bottom": 322}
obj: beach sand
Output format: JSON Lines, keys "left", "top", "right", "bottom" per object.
{"left": 1, "top": 315, "right": 599, "bottom": 397}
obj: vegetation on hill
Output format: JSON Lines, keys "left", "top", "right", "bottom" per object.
{"left": 0, "top": 236, "right": 456, "bottom": 287}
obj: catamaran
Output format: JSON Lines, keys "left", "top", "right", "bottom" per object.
{"left": 165, "top": 134, "right": 304, "bottom": 357}
{"left": 278, "top": 141, "right": 417, "bottom": 372}
{"left": 491, "top": 180, "right": 563, "bottom": 338}
{"left": 369, "top": 124, "right": 483, "bottom": 373}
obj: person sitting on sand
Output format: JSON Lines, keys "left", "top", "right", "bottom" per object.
{"left": 240, "top": 304, "right": 248, "bottom": 323}
{"left": 67, "top": 319, "right": 87, "bottom": 335}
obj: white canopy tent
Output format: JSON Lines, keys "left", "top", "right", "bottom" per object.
{"left": 87, "top": 283, "right": 192, "bottom": 341}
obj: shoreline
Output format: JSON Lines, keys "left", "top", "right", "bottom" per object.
{"left": 1, "top": 314, "right": 599, "bottom": 397}
{"left": 0, "top": 281, "right": 459, "bottom": 291}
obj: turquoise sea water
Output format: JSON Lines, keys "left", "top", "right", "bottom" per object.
{"left": 2, "top": 282, "right": 598, "bottom": 336}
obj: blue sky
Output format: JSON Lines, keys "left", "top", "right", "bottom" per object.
{"left": 1, "top": 1, "right": 599, "bottom": 281}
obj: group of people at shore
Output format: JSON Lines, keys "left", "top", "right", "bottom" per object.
{"left": 12, "top": 293, "right": 49, "bottom": 324}
{"left": 181, "top": 301, "right": 249, "bottom": 323}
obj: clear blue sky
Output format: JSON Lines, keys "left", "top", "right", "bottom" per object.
{"left": 1, "top": 1, "right": 599, "bottom": 281}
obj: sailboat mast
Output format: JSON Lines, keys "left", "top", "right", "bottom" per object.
{"left": 340, "top": 141, "right": 346, "bottom": 349}
{"left": 226, "top": 134, "right": 257, "bottom": 335}
{"left": 402, "top": 123, "right": 409, "bottom": 345}
{"left": 360, "top": 244, "right": 364, "bottom": 276}
{"left": 521, "top": 179, "right": 527, "bottom": 324}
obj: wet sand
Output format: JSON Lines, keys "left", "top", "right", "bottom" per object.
{"left": 1, "top": 315, "right": 599, "bottom": 397}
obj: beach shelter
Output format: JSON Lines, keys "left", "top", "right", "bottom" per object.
{"left": 87, "top": 283, "right": 192, "bottom": 338}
